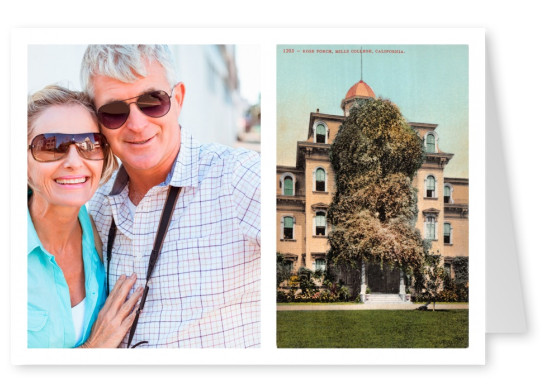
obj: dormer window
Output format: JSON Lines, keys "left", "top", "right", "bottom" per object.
{"left": 426, "top": 133, "right": 436, "bottom": 153}
{"left": 316, "top": 123, "right": 326, "bottom": 143}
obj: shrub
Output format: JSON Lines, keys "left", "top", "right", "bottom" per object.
{"left": 438, "top": 289, "right": 459, "bottom": 303}
{"left": 277, "top": 290, "right": 294, "bottom": 303}
{"left": 339, "top": 286, "right": 351, "bottom": 301}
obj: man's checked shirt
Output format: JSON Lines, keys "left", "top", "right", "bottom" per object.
{"left": 88, "top": 130, "right": 261, "bottom": 348}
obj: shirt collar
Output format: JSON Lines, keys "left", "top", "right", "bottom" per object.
{"left": 27, "top": 205, "right": 92, "bottom": 256}
{"left": 27, "top": 207, "right": 42, "bottom": 255}
{"left": 109, "top": 128, "right": 199, "bottom": 195}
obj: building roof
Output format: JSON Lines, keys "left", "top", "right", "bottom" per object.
{"left": 344, "top": 80, "right": 375, "bottom": 99}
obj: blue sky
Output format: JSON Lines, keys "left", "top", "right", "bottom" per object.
{"left": 277, "top": 44, "right": 469, "bottom": 178}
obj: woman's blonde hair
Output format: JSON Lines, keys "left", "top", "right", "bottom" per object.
{"left": 28, "top": 85, "right": 118, "bottom": 185}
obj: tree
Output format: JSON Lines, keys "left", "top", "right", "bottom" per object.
{"left": 413, "top": 247, "right": 446, "bottom": 311}
{"left": 327, "top": 98, "right": 425, "bottom": 294}
{"left": 442, "top": 256, "right": 469, "bottom": 302}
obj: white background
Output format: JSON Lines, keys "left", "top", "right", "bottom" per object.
{"left": 2, "top": 1, "right": 549, "bottom": 389}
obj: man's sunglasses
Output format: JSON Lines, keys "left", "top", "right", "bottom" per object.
{"left": 28, "top": 133, "right": 108, "bottom": 162}
{"left": 97, "top": 90, "right": 173, "bottom": 129}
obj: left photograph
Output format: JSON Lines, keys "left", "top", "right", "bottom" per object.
{"left": 27, "top": 44, "right": 261, "bottom": 348}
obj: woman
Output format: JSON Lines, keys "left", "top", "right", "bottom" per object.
{"left": 27, "top": 85, "right": 142, "bottom": 348}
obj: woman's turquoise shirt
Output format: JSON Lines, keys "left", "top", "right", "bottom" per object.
{"left": 27, "top": 206, "right": 106, "bottom": 348}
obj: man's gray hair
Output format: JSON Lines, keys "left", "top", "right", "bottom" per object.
{"left": 80, "top": 44, "right": 177, "bottom": 98}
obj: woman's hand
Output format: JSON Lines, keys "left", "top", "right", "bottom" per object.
{"left": 79, "top": 273, "right": 142, "bottom": 348}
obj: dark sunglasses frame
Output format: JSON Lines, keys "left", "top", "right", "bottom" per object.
{"left": 28, "top": 132, "right": 109, "bottom": 162}
{"left": 96, "top": 89, "right": 174, "bottom": 129}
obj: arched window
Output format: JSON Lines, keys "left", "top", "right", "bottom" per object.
{"left": 284, "top": 176, "right": 293, "bottom": 195}
{"left": 426, "top": 175, "right": 436, "bottom": 198}
{"left": 314, "top": 211, "right": 327, "bottom": 236}
{"left": 425, "top": 215, "right": 437, "bottom": 240}
{"left": 279, "top": 172, "right": 296, "bottom": 196}
{"left": 444, "top": 184, "right": 451, "bottom": 203}
{"left": 315, "top": 168, "right": 326, "bottom": 192}
{"left": 282, "top": 216, "right": 295, "bottom": 240}
{"left": 444, "top": 222, "right": 452, "bottom": 244}
{"left": 315, "top": 123, "right": 327, "bottom": 144}
{"left": 426, "top": 133, "right": 436, "bottom": 153}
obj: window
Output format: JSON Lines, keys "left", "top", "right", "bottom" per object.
{"left": 283, "top": 176, "right": 293, "bottom": 195}
{"left": 280, "top": 172, "right": 296, "bottom": 196}
{"left": 314, "top": 211, "right": 326, "bottom": 236}
{"left": 283, "top": 216, "right": 294, "bottom": 240}
{"left": 444, "top": 223, "right": 452, "bottom": 244}
{"left": 315, "top": 123, "right": 326, "bottom": 143}
{"left": 315, "top": 168, "right": 326, "bottom": 192}
{"left": 444, "top": 184, "right": 453, "bottom": 204}
{"left": 425, "top": 216, "right": 436, "bottom": 240}
{"left": 426, "top": 175, "right": 436, "bottom": 198}
{"left": 426, "top": 133, "right": 436, "bottom": 153}
{"left": 283, "top": 257, "right": 294, "bottom": 273}
{"left": 285, "top": 261, "right": 293, "bottom": 273}
{"left": 315, "top": 258, "right": 326, "bottom": 272}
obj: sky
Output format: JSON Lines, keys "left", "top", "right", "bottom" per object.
{"left": 276, "top": 44, "right": 469, "bottom": 178}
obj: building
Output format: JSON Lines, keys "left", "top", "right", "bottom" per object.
{"left": 276, "top": 80, "right": 468, "bottom": 298}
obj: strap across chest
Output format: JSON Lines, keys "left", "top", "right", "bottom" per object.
{"left": 106, "top": 185, "right": 182, "bottom": 348}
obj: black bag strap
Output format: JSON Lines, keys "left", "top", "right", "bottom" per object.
{"left": 106, "top": 185, "right": 182, "bottom": 348}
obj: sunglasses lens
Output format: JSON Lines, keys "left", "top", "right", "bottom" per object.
{"left": 75, "top": 133, "right": 107, "bottom": 160}
{"left": 30, "top": 133, "right": 107, "bottom": 162}
{"left": 137, "top": 91, "right": 171, "bottom": 118}
{"left": 97, "top": 91, "right": 172, "bottom": 129}
{"left": 31, "top": 134, "right": 61, "bottom": 161}
{"left": 98, "top": 101, "right": 130, "bottom": 129}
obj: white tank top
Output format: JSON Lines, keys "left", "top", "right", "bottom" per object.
{"left": 72, "top": 299, "right": 86, "bottom": 343}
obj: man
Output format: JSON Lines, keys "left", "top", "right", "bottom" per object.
{"left": 83, "top": 45, "right": 261, "bottom": 348}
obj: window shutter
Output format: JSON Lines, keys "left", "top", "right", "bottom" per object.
{"left": 284, "top": 216, "right": 294, "bottom": 228}
{"left": 315, "top": 213, "right": 326, "bottom": 227}
{"left": 284, "top": 177, "right": 293, "bottom": 195}
{"left": 427, "top": 134, "right": 435, "bottom": 153}
{"left": 316, "top": 124, "right": 325, "bottom": 135}
{"left": 316, "top": 168, "right": 325, "bottom": 182}
{"left": 427, "top": 176, "right": 435, "bottom": 190}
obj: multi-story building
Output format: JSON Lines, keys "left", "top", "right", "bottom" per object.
{"left": 276, "top": 80, "right": 469, "bottom": 297}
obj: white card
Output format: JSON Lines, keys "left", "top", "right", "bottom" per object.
{"left": 12, "top": 27, "right": 486, "bottom": 365}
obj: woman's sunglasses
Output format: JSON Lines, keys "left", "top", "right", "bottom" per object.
{"left": 97, "top": 90, "right": 173, "bottom": 129}
{"left": 28, "top": 133, "right": 108, "bottom": 162}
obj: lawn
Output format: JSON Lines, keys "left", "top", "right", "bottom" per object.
{"left": 277, "top": 310, "right": 468, "bottom": 348}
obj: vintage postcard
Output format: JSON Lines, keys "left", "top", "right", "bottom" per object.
{"left": 275, "top": 40, "right": 484, "bottom": 358}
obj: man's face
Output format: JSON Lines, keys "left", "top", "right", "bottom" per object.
{"left": 91, "top": 60, "right": 185, "bottom": 177}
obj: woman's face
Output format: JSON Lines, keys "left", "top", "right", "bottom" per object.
{"left": 28, "top": 104, "right": 104, "bottom": 209}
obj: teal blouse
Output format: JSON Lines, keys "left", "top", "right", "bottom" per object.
{"left": 27, "top": 206, "right": 106, "bottom": 348}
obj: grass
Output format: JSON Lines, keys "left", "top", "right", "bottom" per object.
{"left": 277, "top": 302, "right": 358, "bottom": 306}
{"left": 277, "top": 310, "right": 468, "bottom": 348}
